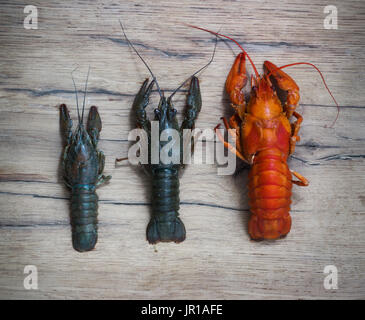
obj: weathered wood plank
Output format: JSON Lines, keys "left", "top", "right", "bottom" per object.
{"left": 0, "top": 0, "right": 364, "bottom": 299}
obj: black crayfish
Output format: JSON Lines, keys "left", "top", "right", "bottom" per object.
{"left": 60, "top": 70, "right": 111, "bottom": 252}
{"left": 116, "top": 23, "right": 216, "bottom": 244}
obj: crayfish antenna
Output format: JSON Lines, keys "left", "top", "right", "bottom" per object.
{"left": 115, "top": 157, "right": 128, "bottom": 163}
{"left": 71, "top": 66, "right": 81, "bottom": 125}
{"left": 119, "top": 19, "right": 164, "bottom": 99}
{"left": 185, "top": 23, "right": 260, "bottom": 79}
{"left": 81, "top": 66, "right": 91, "bottom": 124}
{"left": 169, "top": 32, "right": 218, "bottom": 100}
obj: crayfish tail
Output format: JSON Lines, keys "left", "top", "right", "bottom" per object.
{"left": 148, "top": 167, "right": 186, "bottom": 244}
{"left": 72, "top": 229, "right": 98, "bottom": 252}
{"left": 248, "top": 148, "right": 293, "bottom": 240}
{"left": 70, "top": 186, "right": 98, "bottom": 252}
{"left": 248, "top": 212, "right": 291, "bottom": 241}
{"left": 147, "top": 217, "right": 186, "bottom": 244}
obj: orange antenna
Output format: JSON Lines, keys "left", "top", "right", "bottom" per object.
{"left": 186, "top": 24, "right": 260, "bottom": 79}
{"left": 267, "top": 62, "right": 339, "bottom": 127}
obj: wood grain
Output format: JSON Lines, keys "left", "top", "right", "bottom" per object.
{"left": 0, "top": 0, "right": 364, "bottom": 299}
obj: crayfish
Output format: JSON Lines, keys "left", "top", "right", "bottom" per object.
{"left": 60, "top": 69, "right": 111, "bottom": 252}
{"left": 116, "top": 22, "right": 216, "bottom": 243}
{"left": 189, "top": 25, "right": 339, "bottom": 240}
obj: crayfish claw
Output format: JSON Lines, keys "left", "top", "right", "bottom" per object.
{"left": 181, "top": 76, "right": 202, "bottom": 130}
{"left": 226, "top": 52, "right": 248, "bottom": 107}
{"left": 87, "top": 106, "right": 102, "bottom": 145}
{"left": 264, "top": 60, "right": 300, "bottom": 112}
{"left": 133, "top": 78, "right": 155, "bottom": 110}
{"left": 187, "top": 76, "right": 202, "bottom": 113}
{"left": 133, "top": 79, "right": 155, "bottom": 128}
{"left": 60, "top": 104, "right": 73, "bottom": 145}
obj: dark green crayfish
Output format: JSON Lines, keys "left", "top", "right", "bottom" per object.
{"left": 122, "top": 76, "right": 202, "bottom": 244}
{"left": 116, "top": 23, "right": 216, "bottom": 244}
{"left": 60, "top": 73, "right": 111, "bottom": 252}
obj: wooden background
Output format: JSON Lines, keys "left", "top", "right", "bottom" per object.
{"left": 0, "top": 0, "right": 364, "bottom": 300}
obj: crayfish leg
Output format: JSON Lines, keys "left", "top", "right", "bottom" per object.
{"left": 291, "top": 170, "right": 309, "bottom": 187}
{"left": 289, "top": 111, "right": 303, "bottom": 155}
{"left": 214, "top": 122, "right": 247, "bottom": 163}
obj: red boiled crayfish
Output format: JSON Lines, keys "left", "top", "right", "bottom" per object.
{"left": 189, "top": 25, "right": 339, "bottom": 240}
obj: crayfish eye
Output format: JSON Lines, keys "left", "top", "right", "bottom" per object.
{"left": 154, "top": 109, "right": 161, "bottom": 119}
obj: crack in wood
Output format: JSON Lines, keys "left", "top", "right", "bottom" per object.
{"left": 291, "top": 154, "right": 365, "bottom": 165}
{"left": 1, "top": 87, "right": 189, "bottom": 97}
{"left": 0, "top": 173, "right": 51, "bottom": 183}
{"left": 1, "top": 88, "right": 133, "bottom": 97}
{"left": 296, "top": 142, "right": 340, "bottom": 149}
{"left": 191, "top": 37, "right": 319, "bottom": 49}
{"left": 94, "top": 36, "right": 197, "bottom": 58}
{"left": 0, "top": 190, "right": 248, "bottom": 212}
{"left": 301, "top": 103, "right": 364, "bottom": 109}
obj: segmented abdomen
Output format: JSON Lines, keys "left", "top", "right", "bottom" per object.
{"left": 70, "top": 185, "right": 98, "bottom": 252}
{"left": 248, "top": 148, "right": 293, "bottom": 240}
{"left": 151, "top": 168, "right": 180, "bottom": 219}
{"left": 147, "top": 167, "right": 185, "bottom": 243}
